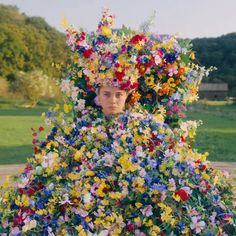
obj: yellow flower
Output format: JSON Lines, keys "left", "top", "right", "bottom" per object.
{"left": 172, "top": 193, "right": 181, "bottom": 202}
{"left": 3, "top": 176, "right": 10, "bottom": 188}
{"left": 77, "top": 70, "right": 83, "bottom": 77}
{"left": 101, "top": 26, "right": 112, "bottom": 36}
{"left": 118, "top": 154, "right": 138, "bottom": 173}
{"left": 144, "top": 219, "right": 153, "bottom": 227}
{"left": 202, "top": 172, "right": 210, "bottom": 180}
{"left": 145, "top": 76, "right": 155, "bottom": 87}
{"left": 109, "top": 192, "right": 123, "bottom": 199}
{"left": 101, "top": 199, "right": 109, "bottom": 206}
{"left": 153, "top": 225, "right": 161, "bottom": 232}
{"left": 22, "top": 220, "right": 37, "bottom": 232}
{"left": 85, "top": 171, "right": 95, "bottom": 176}
{"left": 35, "top": 209, "right": 47, "bottom": 215}
{"left": 68, "top": 172, "right": 81, "bottom": 180}
{"left": 74, "top": 146, "right": 85, "bottom": 161}
{"left": 190, "top": 52, "right": 195, "bottom": 60}
{"left": 15, "top": 194, "right": 29, "bottom": 207}
{"left": 161, "top": 212, "right": 173, "bottom": 223}
{"left": 53, "top": 104, "right": 60, "bottom": 112}
{"left": 167, "top": 77, "right": 176, "bottom": 87}
{"left": 135, "top": 202, "right": 143, "bottom": 208}
{"left": 96, "top": 181, "right": 107, "bottom": 197}
{"left": 63, "top": 103, "right": 72, "bottom": 113}
{"left": 64, "top": 126, "right": 73, "bottom": 135}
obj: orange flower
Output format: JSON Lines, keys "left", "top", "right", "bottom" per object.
{"left": 177, "top": 67, "right": 185, "bottom": 76}
{"left": 158, "top": 83, "right": 170, "bottom": 96}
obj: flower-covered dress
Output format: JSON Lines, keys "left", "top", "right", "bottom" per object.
{"left": 0, "top": 105, "right": 235, "bottom": 236}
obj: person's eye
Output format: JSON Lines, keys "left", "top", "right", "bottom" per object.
{"left": 116, "top": 93, "right": 122, "bottom": 98}
{"left": 104, "top": 93, "right": 110, "bottom": 97}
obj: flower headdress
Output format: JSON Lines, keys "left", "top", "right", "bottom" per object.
{"left": 60, "top": 9, "right": 212, "bottom": 123}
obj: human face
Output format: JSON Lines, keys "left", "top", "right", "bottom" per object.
{"left": 97, "top": 86, "right": 128, "bottom": 116}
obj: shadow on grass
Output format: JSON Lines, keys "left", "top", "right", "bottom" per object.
{"left": 0, "top": 145, "right": 33, "bottom": 164}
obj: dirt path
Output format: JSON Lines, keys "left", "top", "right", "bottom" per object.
{"left": 0, "top": 162, "right": 236, "bottom": 186}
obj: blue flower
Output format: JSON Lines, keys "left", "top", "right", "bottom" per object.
{"left": 176, "top": 222, "right": 185, "bottom": 231}
{"left": 36, "top": 199, "right": 48, "bottom": 209}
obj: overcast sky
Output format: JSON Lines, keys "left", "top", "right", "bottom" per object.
{"left": 0, "top": 0, "right": 236, "bottom": 38}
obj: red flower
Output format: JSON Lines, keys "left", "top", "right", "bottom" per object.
{"left": 32, "top": 139, "right": 37, "bottom": 145}
{"left": 130, "top": 34, "right": 147, "bottom": 45}
{"left": 83, "top": 49, "right": 93, "bottom": 58}
{"left": 175, "top": 188, "right": 189, "bottom": 201}
{"left": 25, "top": 165, "right": 33, "bottom": 172}
{"left": 39, "top": 126, "right": 44, "bottom": 132}
{"left": 130, "top": 82, "right": 139, "bottom": 90}
{"left": 180, "top": 136, "right": 185, "bottom": 143}
{"left": 115, "top": 70, "right": 125, "bottom": 81}
{"left": 178, "top": 67, "right": 185, "bottom": 76}
{"left": 27, "top": 187, "right": 36, "bottom": 195}
{"left": 18, "top": 188, "right": 24, "bottom": 194}
{"left": 34, "top": 147, "right": 40, "bottom": 154}
{"left": 13, "top": 214, "right": 24, "bottom": 226}
{"left": 127, "top": 223, "right": 135, "bottom": 231}
{"left": 136, "top": 62, "right": 147, "bottom": 75}
{"left": 201, "top": 164, "right": 206, "bottom": 171}
{"left": 149, "top": 144, "right": 154, "bottom": 152}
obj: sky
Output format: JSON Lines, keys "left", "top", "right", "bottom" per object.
{"left": 0, "top": 0, "right": 236, "bottom": 39}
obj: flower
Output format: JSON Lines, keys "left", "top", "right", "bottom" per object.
{"left": 175, "top": 188, "right": 190, "bottom": 201}
{"left": 190, "top": 216, "right": 206, "bottom": 234}
{"left": 140, "top": 205, "right": 153, "bottom": 217}
{"left": 145, "top": 76, "right": 155, "bottom": 88}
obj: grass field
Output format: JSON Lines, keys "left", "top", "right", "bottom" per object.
{"left": 0, "top": 105, "right": 51, "bottom": 164}
{"left": 0, "top": 101, "right": 236, "bottom": 164}
{"left": 186, "top": 102, "right": 236, "bottom": 162}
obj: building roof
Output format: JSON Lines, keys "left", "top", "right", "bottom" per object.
{"left": 199, "top": 83, "right": 228, "bottom": 91}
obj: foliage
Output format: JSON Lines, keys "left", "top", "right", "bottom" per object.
{"left": 192, "top": 33, "right": 236, "bottom": 96}
{"left": 13, "top": 70, "right": 61, "bottom": 106}
{"left": 0, "top": 77, "right": 9, "bottom": 97}
{"left": 0, "top": 4, "right": 70, "bottom": 79}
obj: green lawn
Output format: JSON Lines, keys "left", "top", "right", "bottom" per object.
{"left": 0, "top": 106, "right": 50, "bottom": 164}
{"left": 186, "top": 102, "right": 236, "bottom": 162}
{"left": 0, "top": 102, "right": 236, "bottom": 164}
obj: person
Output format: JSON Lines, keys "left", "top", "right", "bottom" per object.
{"left": 0, "top": 10, "right": 235, "bottom": 236}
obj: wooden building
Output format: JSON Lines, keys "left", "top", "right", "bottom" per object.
{"left": 199, "top": 83, "right": 228, "bottom": 100}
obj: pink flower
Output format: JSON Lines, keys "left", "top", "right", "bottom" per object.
{"left": 140, "top": 205, "right": 153, "bottom": 217}
{"left": 190, "top": 216, "right": 206, "bottom": 234}
{"left": 75, "top": 208, "right": 88, "bottom": 217}
{"left": 135, "top": 230, "right": 146, "bottom": 236}
{"left": 10, "top": 227, "right": 21, "bottom": 236}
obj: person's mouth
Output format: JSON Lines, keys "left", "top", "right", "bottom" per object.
{"left": 109, "top": 106, "right": 117, "bottom": 109}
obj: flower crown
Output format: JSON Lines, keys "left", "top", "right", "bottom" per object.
{"left": 60, "top": 9, "right": 211, "bottom": 120}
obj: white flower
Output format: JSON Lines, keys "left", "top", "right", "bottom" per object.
{"left": 75, "top": 208, "right": 88, "bottom": 217}
{"left": 41, "top": 152, "right": 54, "bottom": 168}
{"left": 74, "top": 99, "right": 86, "bottom": 111}
{"left": 140, "top": 205, "right": 153, "bottom": 217}
{"left": 83, "top": 193, "right": 92, "bottom": 203}
{"left": 99, "top": 230, "right": 109, "bottom": 236}
{"left": 17, "top": 175, "right": 30, "bottom": 188}
{"left": 60, "top": 79, "right": 71, "bottom": 93}
{"left": 190, "top": 216, "right": 206, "bottom": 234}
{"left": 59, "top": 193, "right": 72, "bottom": 205}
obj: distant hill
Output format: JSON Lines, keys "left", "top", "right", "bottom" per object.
{"left": 0, "top": 4, "right": 69, "bottom": 79}
{"left": 0, "top": 4, "right": 235, "bottom": 96}
{"left": 192, "top": 33, "right": 236, "bottom": 96}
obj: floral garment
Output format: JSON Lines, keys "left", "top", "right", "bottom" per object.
{"left": 0, "top": 106, "right": 235, "bottom": 235}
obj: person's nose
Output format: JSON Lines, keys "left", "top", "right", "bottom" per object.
{"left": 110, "top": 95, "right": 117, "bottom": 104}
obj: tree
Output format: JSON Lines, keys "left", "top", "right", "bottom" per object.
{"left": 15, "top": 70, "right": 51, "bottom": 107}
